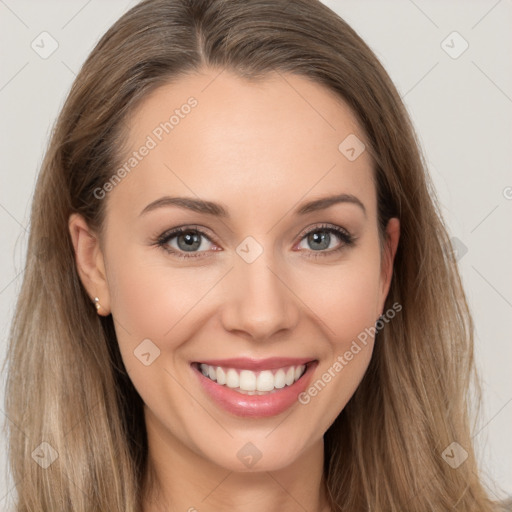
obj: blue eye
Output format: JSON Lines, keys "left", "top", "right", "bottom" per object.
{"left": 154, "top": 223, "right": 356, "bottom": 260}
{"left": 156, "top": 226, "right": 216, "bottom": 259}
{"left": 296, "top": 224, "right": 355, "bottom": 258}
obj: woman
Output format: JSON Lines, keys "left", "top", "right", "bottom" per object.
{"left": 3, "top": 0, "right": 506, "bottom": 510}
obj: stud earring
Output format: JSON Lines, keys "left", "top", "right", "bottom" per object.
{"left": 94, "top": 297, "right": 101, "bottom": 311}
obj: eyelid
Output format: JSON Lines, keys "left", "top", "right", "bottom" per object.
{"left": 295, "top": 222, "right": 351, "bottom": 243}
{"left": 157, "top": 224, "right": 215, "bottom": 242}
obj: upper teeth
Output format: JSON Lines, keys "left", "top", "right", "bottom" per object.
{"left": 199, "top": 363, "right": 306, "bottom": 393}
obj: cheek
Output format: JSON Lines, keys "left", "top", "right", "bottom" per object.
{"left": 110, "top": 259, "right": 216, "bottom": 341}
{"left": 298, "top": 255, "right": 382, "bottom": 345}
{"left": 296, "top": 262, "right": 380, "bottom": 425}
{"left": 105, "top": 249, "right": 212, "bottom": 409}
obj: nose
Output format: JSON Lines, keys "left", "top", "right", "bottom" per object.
{"left": 220, "top": 249, "right": 301, "bottom": 341}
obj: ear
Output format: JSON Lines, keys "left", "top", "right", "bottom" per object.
{"left": 378, "top": 217, "right": 400, "bottom": 315}
{"left": 68, "top": 213, "right": 111, "bottom": 315}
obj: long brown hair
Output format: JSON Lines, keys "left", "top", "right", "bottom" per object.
{"left": 3, "top": 0, "right": 503, "bottom": 510}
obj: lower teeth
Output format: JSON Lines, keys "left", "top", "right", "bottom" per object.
{"left": 206, "top": 374, "right": 301, "bottom": 394}
{"left": 231, "top": 387, "right": 279, "bottom": 395}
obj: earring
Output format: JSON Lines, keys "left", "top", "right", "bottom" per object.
{"left": 94, "top": 297, "right": 101, "bottom": 311}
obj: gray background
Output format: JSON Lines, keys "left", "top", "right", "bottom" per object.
{"left": 0, "top": 0, "right": 511, "bottom": 508}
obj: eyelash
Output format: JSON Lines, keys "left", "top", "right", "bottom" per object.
{"left": 153, "top": 223, "right": 357, "bottom": 260}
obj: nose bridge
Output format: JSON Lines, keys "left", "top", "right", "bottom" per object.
{"left": 220, "top": 237, "right": 299, "bottom": 339}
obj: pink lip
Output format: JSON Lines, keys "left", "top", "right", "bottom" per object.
{"left": 192, "top": 357, "right": 314, "bottom": 371}
{"left": 191, "top": 360, "right": 318, "bottom": 418}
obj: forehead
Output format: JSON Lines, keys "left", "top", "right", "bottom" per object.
{"left": 109, "top": 69, "right": 376, "bottom": 222}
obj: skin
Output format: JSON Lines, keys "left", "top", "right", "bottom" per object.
{"left": 69, "top": 68, "right": 400, "bottom": 512}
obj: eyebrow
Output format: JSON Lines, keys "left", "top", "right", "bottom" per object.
{"left": 139, "top": 193, "right": 367, "bottom": 218}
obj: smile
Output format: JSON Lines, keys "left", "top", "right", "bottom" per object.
{"left": 191, "top": 358, "right": 318, "bottom": 417}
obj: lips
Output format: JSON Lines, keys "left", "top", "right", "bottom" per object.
{"left": 191, "top": 357, "right": 318, "bottom": 417}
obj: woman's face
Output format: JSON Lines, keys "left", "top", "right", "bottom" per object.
{"left": 75, "top": 69, "right": 399, "bottom": 472}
